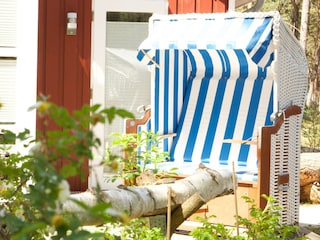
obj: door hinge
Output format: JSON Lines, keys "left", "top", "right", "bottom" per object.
{"left": 92, "top": 11, "right": 94, "bottom": 22}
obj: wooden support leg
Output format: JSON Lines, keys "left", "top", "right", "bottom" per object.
{"left": 169, "top": 193, "right": 206, "bottom": 237}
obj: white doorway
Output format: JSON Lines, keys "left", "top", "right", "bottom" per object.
{"left": 90, "top": 0, "right": 168, "bottom": 189}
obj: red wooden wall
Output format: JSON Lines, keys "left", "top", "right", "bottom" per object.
{"left": 37, "top": 0, "right": 92, "bottom": 191}
{"left": 169, "top": 0, "right": 228, "bottom": 14}
{"left": 37, "top": 0, "right": 228, "bottom": 191}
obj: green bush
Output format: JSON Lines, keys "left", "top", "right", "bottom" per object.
{"left": 302, "top": 102, "right": 320, "bottom": 150}
{"left": 190, "top": 195, "right": 307, "bottom": 240}
{"left": 104, "top": 218, "right": 165, "bottom": 240}
{"left": 0, "top": 98, "right": 157, "bottom": 239}
{"left": 0, "top": 99, "right": 310, "bottom": 239}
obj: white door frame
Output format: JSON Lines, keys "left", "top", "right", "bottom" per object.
{"left": 90, "top": 0, "right": 168, "bottom": 189}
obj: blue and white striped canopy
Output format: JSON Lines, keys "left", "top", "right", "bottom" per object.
{"left": 137, "top": 12, "right": 277, "bottom": 68}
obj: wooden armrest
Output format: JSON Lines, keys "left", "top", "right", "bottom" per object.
{"left": 126, "top": 109, "right": 151, "bottom": 134}
{"left": 161, "top": 133, "right": 177, "bottom": 138}
{"left": 125, "top": 110, "right": 177, "bottom": 139}
{"left": 223, "top": 139, "right": 257, "bottom": 145}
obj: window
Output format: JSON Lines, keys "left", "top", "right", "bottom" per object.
{"left": 0, "top": 0, "right": 17, "bottom": 126}
{"left": 104, "top": 12, "right": 151, "bottom": 141}
{"left": 0, "top": 58, "right": 16, "bottom": 123}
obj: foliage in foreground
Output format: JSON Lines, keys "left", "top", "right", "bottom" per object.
{"left": 0, "top": 98, "right": 139, "bottom": 239}
{"left": 104, "top": 218, "right": 165, "bottom": 240}
{"left": 190, "top": 194, "right": 307, "bottom": 240}
{"left": 0, "top": 99, "right": 309, "bottom": 239}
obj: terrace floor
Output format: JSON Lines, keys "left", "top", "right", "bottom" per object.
{"left": 171, "top": 204, "right": 320, "bottom": 239}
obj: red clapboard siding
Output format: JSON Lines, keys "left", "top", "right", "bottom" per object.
{"left": 169, "top": 0, "right": 228, "bottom": 14}
{"left": 37, "top": 0, "right": 91, "bottom": 191}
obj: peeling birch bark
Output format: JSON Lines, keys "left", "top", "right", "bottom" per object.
{"left": 63, "top": 165, "right": 234, "bottom": 225}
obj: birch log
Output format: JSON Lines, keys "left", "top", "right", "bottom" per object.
{"left": 63, "top": 165, "right": 234, "bottom": 225}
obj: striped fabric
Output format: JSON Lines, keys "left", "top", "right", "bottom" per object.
{"left": 151, "top": 49, "right": 188, "bottom": 152}
{"left": 170, "top": 49, "right": 274, "bottom": 172}
{"left": 138, "top": 13, "right": 275, "bottom": 68}
{"left": 136, "top": 12, "right": 278, "bottom": 180}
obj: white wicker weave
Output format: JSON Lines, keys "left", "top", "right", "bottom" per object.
{"left": 268, "top": 13, "right": 307, "bottom": 224}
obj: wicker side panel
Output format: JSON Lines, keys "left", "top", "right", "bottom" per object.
{"left": 269, "top": 114, "right": 300, "bottom": 225}
{"left": 269, "top": 119, "right": 287, "bottom": 222}
{"left": 287, "top": 114, "right": 301, "bottom": 224}
{"left": 277, "top": 19, "right": 308, "bottom": 111}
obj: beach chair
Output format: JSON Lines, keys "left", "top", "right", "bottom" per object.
{"left": 127, "top": 11, "right": 308, "bottom": 225}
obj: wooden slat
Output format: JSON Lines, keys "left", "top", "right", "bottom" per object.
{"left": 213, "top": 0, "right": 228, "bottom": 12}
{"left": 196, "top": 0, "right": 213, "bottom": 13}
{"left": 170, "top": 0, "right": 228, "bottom": 14}
{"left": 178, "top": 0, "right": 196, "bottom": 13}
{"left": 168, "top": 0, "right": 178, "bottom": 14}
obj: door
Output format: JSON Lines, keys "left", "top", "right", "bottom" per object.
{"left": 90, "top": 0, "right": 167, "bottom": 189}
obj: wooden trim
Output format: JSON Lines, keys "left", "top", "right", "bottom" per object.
{"left": 223, "top": 139, "right": 257, "bottom": 145}
{"left": 258, "top": 105, "right": 301, "bottom": 208}
{"left": 125, "top": 109, "right": 151, "bottom": 134}
{"left": 238, "top": 181, "right": 257, "bottom": 188}
{"left": 0, "top": 57, "right": 17, "bottom": 60}
{"left": 213, "top": 0, "right": 228, "bottom": 12}
{"left": 196, "top": 0, "right": 214, "bottom": 13}
{"left": 265, "top": 105, "right": 301, "bottom": 135}
{"left": 178, "top": 0, "right": 196, "bottom": 13}
{"left": 278, "top": 173, "right": 289, "bottom": 185}
{"left": 168, "top": 0, "right": 178, "bottom": 14}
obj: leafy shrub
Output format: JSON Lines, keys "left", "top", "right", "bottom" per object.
{"left": 104, "top": 218, "right": 165, "bottom": 240}
{"left": 302, "top": 102, "right": 320, "bottom": 151}
{"left": 190, "top": 195, "right": 307, "bottom": 240}
{"left": 0, "top": 98, "right": 150, "bottom": 239}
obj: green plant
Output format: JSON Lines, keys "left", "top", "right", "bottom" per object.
{"left": 190, "top": 219, "right": 237, "bottom": 240}
{"left": 104, "top": 218, "right": 165, "bottom": 240}
{"left": 302, "top": 102, "right": 320, "bottom": 150}
{"left": 1, "top": 97, "right": 149, "bottom": 239}
{"left": 105, "top": 131, "right": 175, "bottom": 186}
{"left": 190, "top": 195, "right": 307, "bottom": 240}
